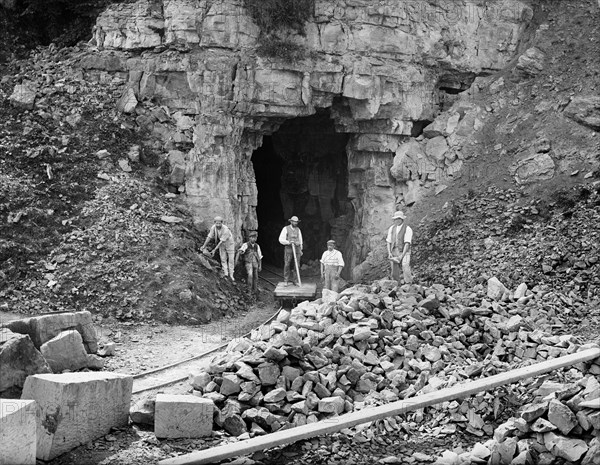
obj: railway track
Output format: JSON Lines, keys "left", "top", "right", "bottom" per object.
{"left": 132, "top": 304, "right": 283, "bottom": 395}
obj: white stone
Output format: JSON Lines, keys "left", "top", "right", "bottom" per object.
{"left": 154, "top": 394, "right": 214, "bottom": 438}
{"left": 116, "top": 87, "right": 138, "bottom": 113}
{"left": 487, "top": 277, "right": 508, "bottom": 301}
{"left": 21, "top": 372, "right": 132, "bottom": 460}
{"left": 514, "top": 283, "right": 528, "bottom": 299}
{"left": 0, "top": 399, "right": 36, "bottom": 465}
{"left": 9, "top": 83, "right": 36, "bottom": 109}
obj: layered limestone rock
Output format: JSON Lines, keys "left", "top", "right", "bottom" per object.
{"left": 84, "top": 0, "right": 536, "bottom": 273}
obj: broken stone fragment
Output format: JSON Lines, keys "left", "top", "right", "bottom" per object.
{"left": 487, "top": 277, "right": 508, "bottom": 301}
{"left": 130, "top": 396, "right": 156, "bottom": 426}
{"left": 9, "top": 83, "right": 36, "bottom": 109}
{"left": 0, "top": 329, "right": 51, "bottom": 395}
{"left": 547, "top": 399, "right": 578, "bottom": 435}
{"left": 543, "top": 432, "right": 589, "bottom": 462}
{"left": 318, "top": 396, "right": 345, "bottom": 415}
{"left": 40, "top": 330, "right": 90, "bottom": 372}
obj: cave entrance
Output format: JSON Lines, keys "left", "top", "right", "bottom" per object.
{"left": 251, "top": 110, "right": 352, "bottom": 274}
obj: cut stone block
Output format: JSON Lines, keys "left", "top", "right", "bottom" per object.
{"left": 0, "top": 329, "right": 51, "bottom": 395}
{"left": 40, "top": 330, "right": 90, "bottom": 372}
{"left": 154, "top": 394, "right": 214, "bottom": 439}
{"left": 0, "top": 399, "right": 37, "bottom": 465}
{"left": 5, "top": 311, "right": 98, "bottom": 353}
{"left": 21, "top": 372, "right": 133, "bottom": 461}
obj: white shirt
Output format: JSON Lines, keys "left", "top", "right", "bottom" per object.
{"left": 278, "top": 225, "right": 303, "bottom": 248}
{"left": 320, "top": 249, "right": 344, "bottom": 267}
{"left": 208, "top": 224, "right": 234, "bottom": 247}
{"left": 386, "top": 224, "right": 413, "bottom": 245}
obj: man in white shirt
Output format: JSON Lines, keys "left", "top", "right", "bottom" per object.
{"left": 201, "top": 216, "right": 236, "bottom": 281}
{"left": 237, "top": 231, "right": 263, "bottom": 294}
{"left": 278, "top": 215, "right": 303, "bottom": 285}
{"left": 320, "top": 240, "right": 344, "bottom": 292}
{"left": 386, "top": 210, "right": 413, "bottom": 284}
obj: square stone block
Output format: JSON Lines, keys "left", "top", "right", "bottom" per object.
{"left": 21, "top": 372, "right": 133, "bottom": 461}
{"left": 155, "top": 394, "right": 214, "bottom": 439}
{"left": 0, "top": 399, "right": 37, "bottom": 465}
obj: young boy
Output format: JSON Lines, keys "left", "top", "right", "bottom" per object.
{"left": 237, "top": 231, "right": 263, "bottom": 294}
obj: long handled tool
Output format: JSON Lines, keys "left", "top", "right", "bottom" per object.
{"left": 291, "top": 243, "right": 302, "bottom": 286}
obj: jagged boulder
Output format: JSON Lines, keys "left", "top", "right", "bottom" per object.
{"left": 0, "top": 329, "right": 51, "bottom": 396}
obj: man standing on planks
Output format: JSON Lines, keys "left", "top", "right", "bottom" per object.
{"left": 386, "top": 210, "right": 413, "bottom": 284}
{"left": 278, "top": 215, "right": 303, "bottom": 286}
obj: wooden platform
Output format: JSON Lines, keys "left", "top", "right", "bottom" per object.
{"left": 273, "top": 282, "right": 317, "bottom": 302}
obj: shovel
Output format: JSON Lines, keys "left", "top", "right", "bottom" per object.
{"left": 291, "top": 243, "right": 302, "bottom": 286}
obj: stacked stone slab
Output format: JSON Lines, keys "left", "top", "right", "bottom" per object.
{"left": 436, "top": 375, "right": 600, "bottom": 465}
{"left": 5, "top": 310, "right": 98, "bottom": 353}
{"left": 4, "top": 311, "right": 104, "bottom": 372}
{"left": 21, "top": 372, "right": 133, "bottom": 461}
{"left": 0, "top": 399, "right": 37, "bottom": 465}
{"left": 190, "top": 280, "right": 598, "bottom": 439}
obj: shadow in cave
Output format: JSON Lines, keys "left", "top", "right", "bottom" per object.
{"left": 251, "top": 110, "right": 353, "bottom": 277}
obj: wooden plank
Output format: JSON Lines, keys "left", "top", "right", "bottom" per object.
{"left": 159, "top": 347, "right": 600, "bottom": 465}
{"left": 273, "top": 283, "right": 317, "bottom": 298}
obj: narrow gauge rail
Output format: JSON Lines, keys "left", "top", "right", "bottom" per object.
{"left": 132, "top": 267, "right": 286, "bottom": 394}
{"left": 132, "top": 305, "right": 282, "bottom": 395}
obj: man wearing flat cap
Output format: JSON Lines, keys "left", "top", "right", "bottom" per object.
{"left": 201, "top": 216, "right": 236, "bottom": 281}
{"left": 237, "top": 231, "right": 263, "bottom": 294}
{"left": 278, "top": 215, "right": 303, "bottom": 285}
{"left": 320, "top": 240, "right": 344, "bottom": 292}
{"left": 386, "top": 210, "right": 413, "bottom": 284}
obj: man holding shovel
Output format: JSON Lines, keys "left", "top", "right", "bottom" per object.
{"left": 201, "top": 216, "right": 236, "bottom": 281}
{"left": 386, "top": 210, "right": 413, "bottom": 284}
{"left": 278, "top": 215, "right": 303, "bottom": 286}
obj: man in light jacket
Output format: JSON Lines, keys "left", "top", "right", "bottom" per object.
{"left": 201, "top": 216, "right": 236, "bottom": 281}
{"left": 386, "top": 210, "right": 413, "bottom": 284}
{"left": 278, "top": 215, "right": 303, "bottom": 286}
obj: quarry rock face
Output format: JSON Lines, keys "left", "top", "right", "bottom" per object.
{"left": 86, "top": 0, "right": 536, "bottom": 274}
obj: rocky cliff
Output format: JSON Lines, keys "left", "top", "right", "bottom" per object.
{"left": 82, "top": 0, "right": 551, "bottom": 275}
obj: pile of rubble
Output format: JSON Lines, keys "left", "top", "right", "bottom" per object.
{"left": 0, "top": 44, "right": 251, "bottom": 324}
{"left": 417, "top": 184, "right": 600, "bottom": 299}
{"left": 186, "top": 279, "right": 599, "bottom": 450}
{"left": 436, "top": 375, "right": 600, "bottom": 464}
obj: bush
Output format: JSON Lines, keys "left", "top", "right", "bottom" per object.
{"left": 244, "top": 0, "right": 314, "bottom": 36}
{"left": 244, "top": 0, "right": 315, "bottom": 60}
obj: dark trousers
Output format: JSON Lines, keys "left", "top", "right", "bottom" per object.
{"left": 245, "top": 263, "right": 258, "bottom": 292}
{"left": 283, "top": 245, "right": 301, "bottom": 283}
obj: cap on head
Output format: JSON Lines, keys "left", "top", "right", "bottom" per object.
{"left": 248, "top": 231, "right": 258, "bottom": 238}
{"left": 289, "top": 216, "right": 300, "bottom": 222}
{"left": 392, "top": 211, "right": 406, "bottom": 220}
{"left": 327, "top": 240, "right": 336, "bottom": 245}
{"left": 214, "top": 216, "right": 224, "bottom": 222}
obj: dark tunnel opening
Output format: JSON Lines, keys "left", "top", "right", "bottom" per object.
{"left": 251, "top": 110, "right": 353, "bottom": 274}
